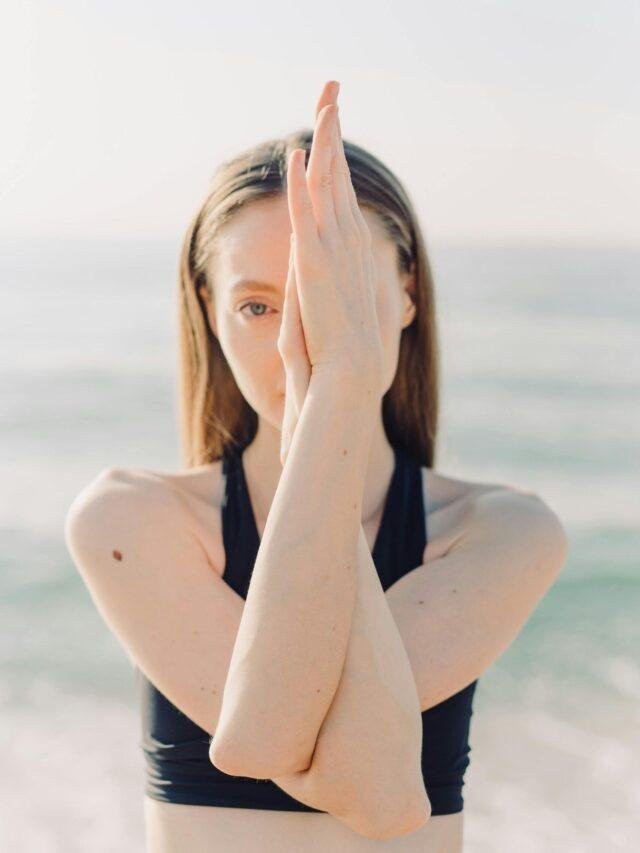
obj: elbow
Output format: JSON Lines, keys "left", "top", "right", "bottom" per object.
{"left": 207, "top": 691, "right": 316, "bottom": 779}
{"left": 208, "top": 733, "right": 259, "bottom": 778}
{"left": 355, "top": 793, "right": 431, "bottom": 840}
{"left": 339, "top": 779, "right": 431, "bottom": 841}
{"left": 209, "top": 735, "right": 309, "bottom": 780}
{"left": 207, "top": 732, "right": 266, "bottom": 778}
{"left": 208, "top": 739, "right": 251, "bottom": 778}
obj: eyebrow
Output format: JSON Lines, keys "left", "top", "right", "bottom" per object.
{"left": 229, "top": 279, "right": 282, "bottom": 296}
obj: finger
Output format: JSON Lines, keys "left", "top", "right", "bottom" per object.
{"left": 279, "top": 235, "right": 295, "bottom": 345}
{"left": 284, "top": 237, "right": 305, "bottom": 348}
{"left": 334, "top": 107, "right": 372, "bottom": 246}
{"left": 330, "top": 108, "right": 359, "bottom": 237}
{"left": 314, "top": 79, "right": 340, "bottom": 119}
{"left": 279, "top": 235, "right": 311, "bottom": 375}
{"left": 287, "top": 149, "right": 320, "bottom": 250}
{"left": 288, "top": 238, "right": 310, "bottom": 379}
{"left": 313, "top": 82, "right": 354, "bottom": 235}
{"left": 280, "top": 238, "right": 299, "bottom": 346}
{"left": 332, "top": 109, "right": 377, "bottom": 315}
{"left": 305, "top": 104, "right": 340, "bottom": 240}
{"left": 314, "top": 81, "right": 364, "bottom": 239}
{"left": 287, "top": 236, "right": 305, "bottom": 342}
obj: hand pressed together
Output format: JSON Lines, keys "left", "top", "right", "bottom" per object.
{"left": 278, "top": 80, "right": 384, "bottom": 465}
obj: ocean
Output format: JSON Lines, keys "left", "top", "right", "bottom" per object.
{"left": 1, "top": 236, "right": 638, "bottom": 851}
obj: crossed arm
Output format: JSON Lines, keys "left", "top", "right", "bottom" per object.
{"left": 208, "top": 372, "right": 430, "bottom": 838}
{"left": 64, "top": 378, "right": 568, "bottom": 841}
{"left": 206, "top": 369, "right": 568, "bottom": 836}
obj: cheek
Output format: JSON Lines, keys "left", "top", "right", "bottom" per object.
{"left": 376, "top": 289, "right": 402, "bottom": 349}
{"left": 219, "top": 322, "right": 283, "bottom": 397}
{"left": 375, "top": 291, "right": 404, "bottom": 389}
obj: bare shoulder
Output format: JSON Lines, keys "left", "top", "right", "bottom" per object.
{"left": 65, "top": 460, "right": 227, "bottom": 577}
{"left": 419, "top": 466, "right": 565, "bottom": 562}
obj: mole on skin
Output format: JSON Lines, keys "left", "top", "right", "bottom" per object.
{"left": 112, "top": 549, "right": 123, "bottom": 561}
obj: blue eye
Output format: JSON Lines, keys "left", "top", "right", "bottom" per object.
{"left": 239, "top": 301, "right": 274, "bottom": 319}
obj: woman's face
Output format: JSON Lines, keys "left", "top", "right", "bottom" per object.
{"left": 200, "top": 194, "right": 416, "bottom": 430}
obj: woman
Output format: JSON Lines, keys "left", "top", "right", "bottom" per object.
{"left": 65, "top": 80, "right": 568, "bottom": 851}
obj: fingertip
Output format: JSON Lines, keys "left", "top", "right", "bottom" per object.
{"left": 291, "top": 147, "right": 307, "bottom": 175}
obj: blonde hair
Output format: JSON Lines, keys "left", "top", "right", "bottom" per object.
{"left": 177, "top": 128, "right": 440, "bottom": 469}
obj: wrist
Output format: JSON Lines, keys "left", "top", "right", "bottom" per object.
{"left": 309, "top": 364, "right": 382, "bottom": 412}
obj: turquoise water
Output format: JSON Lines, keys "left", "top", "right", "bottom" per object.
{"left": 1, "top": 238, "right": 638, "bottom": 850}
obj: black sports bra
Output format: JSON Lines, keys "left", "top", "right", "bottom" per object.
{"left": 136, "top": 443, "right": 478, "bottom": 815}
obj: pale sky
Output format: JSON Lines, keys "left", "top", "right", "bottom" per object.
{"left": 2, "top": 0, "right": 639, "bottom": 245}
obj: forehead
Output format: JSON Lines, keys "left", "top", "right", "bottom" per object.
{"left": 211, "top": 194, "right": 397, "bottom": 292}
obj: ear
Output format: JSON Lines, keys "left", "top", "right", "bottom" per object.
{"left": 198, "top": 284, "right": 217, "bottom": 337}
{"left": 401, "top": 262, "right": 417, "bottom": 329}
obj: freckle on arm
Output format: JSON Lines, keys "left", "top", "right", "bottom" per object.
{"left": 112, "top": 549, "right": 123, "bottom": 561}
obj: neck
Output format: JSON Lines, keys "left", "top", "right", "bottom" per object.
{"left": 241, "top": 402, "right": 395, "bottom": 533}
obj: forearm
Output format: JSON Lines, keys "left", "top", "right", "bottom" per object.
{"left": 210, "top": 371, "right": 377, "bottom": 777}
{"left": 271, "top": 524, "right": 429, "bottom": 838}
